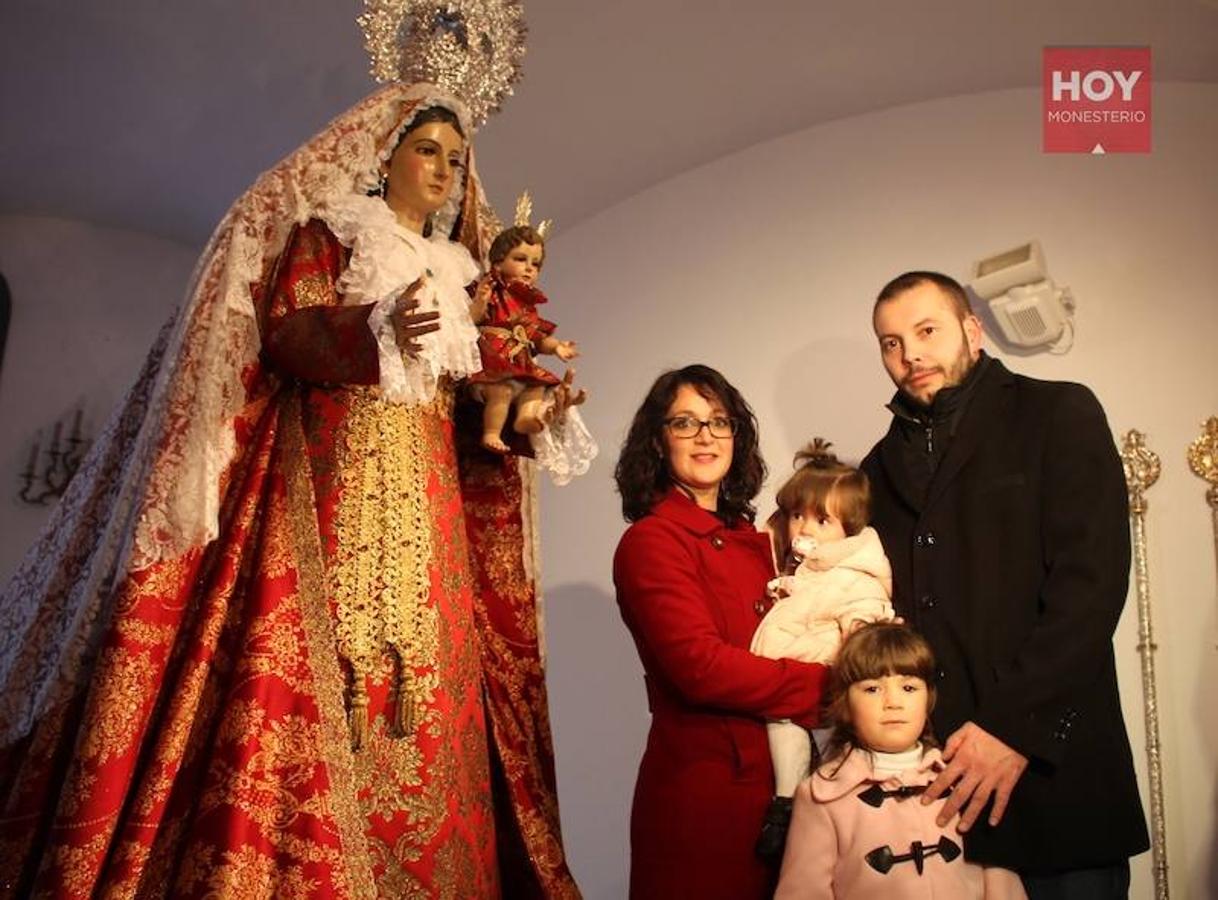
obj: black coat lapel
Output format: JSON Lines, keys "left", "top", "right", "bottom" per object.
{"left": 878, "top": 418, "right": 924, "bottom": 513}
{"left": 923, "top": 360, "right": 1015, "bottom": 512}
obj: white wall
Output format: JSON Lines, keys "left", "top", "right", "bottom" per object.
{"left": 0, "top": 215, "right": 197, "bottom": 578}
{"left": 2, "top": 84, "right": 1215, "bottom": 899}
{"left": 537, "top": 83, "right": 1218, "bottom": 898}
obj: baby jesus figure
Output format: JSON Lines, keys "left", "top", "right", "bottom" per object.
{"left": 468, "top": 215, "right": 579, "bottom": 453}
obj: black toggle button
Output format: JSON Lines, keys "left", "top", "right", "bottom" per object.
{"left": 710, "top": 534, "right": 725, "bottom": 550}
{"left": 919, "top": 594, "right": 936, "bottom": 609}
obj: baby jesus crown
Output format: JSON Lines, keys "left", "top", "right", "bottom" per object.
{"left": 514, "top": 190, "right": 553, "bottom": 240}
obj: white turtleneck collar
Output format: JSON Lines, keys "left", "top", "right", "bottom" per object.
{"left": 868, "top": 743, "right": 924, "bottom": 778}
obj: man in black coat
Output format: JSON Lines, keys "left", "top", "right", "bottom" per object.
{"left": 860, "top": 271, "right": 1148, "bottom": 898}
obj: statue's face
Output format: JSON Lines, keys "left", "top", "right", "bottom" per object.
{"left": 383, "top": 120, "right": 465, "bottom": 221}
{"left": 495, "top": 242, "right": 543, "bottom": 286}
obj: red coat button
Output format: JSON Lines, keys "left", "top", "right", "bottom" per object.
{"left": 710, "top": 535, "right": 725, "bottom": 549}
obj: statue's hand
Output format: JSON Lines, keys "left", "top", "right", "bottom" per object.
{"left": 542, "top": 369, "right": 588, "bottom": 426}
{"left": 391, "top": 278, "right": 441, "bottom": 359}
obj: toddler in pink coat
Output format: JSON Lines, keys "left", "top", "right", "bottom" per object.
{"left": 775, "top": 623, "right": 1025, "bottom": 899}
{"left": 751, "top": 440, "right": 895, "bottom": 860}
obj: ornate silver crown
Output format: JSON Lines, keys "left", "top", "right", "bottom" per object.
{"left": 358, "top": 0, "right": 527, "bottom": 127}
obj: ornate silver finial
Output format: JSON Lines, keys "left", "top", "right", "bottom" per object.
{"left": 1119, "top": 426, "right": 1171, "bottom": 900}
{"left": 513, "top": 189, "right": 552, "bottom": 239}
{"left": 358, "top": 0, "right": 527, "bottom": 126}
{"left": 1121, "top": 429, "right": 1161, "bottom": 515}
{"left": 1189, "top": 417, "right": 1218, "bottom": 654}
{"left": 1187, "top": 416, "right": 1218, "bottom": 508}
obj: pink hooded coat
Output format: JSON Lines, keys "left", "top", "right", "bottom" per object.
{"left": 775, "top": 747, "right": 1027, "bottom": 899}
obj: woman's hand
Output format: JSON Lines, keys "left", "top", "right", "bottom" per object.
{"left": 391, "top": 278, "right": 441, "bottom": 358}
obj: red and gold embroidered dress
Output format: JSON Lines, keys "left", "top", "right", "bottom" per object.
{"left": 0, "top": 85, "right": 579, "bottom": 899}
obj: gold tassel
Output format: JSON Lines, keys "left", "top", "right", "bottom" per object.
{"left": 349, "top": 681, "right": 370, "bottom": 751}
{"left": 392, "top": 654, "right": 414, "bottom": 737}
{"left": 393, "top": 689, "right": 414, "bottom": 738}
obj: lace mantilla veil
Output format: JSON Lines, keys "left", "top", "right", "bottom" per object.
{"left": 0, "top": 82, "right": 501, "bottom": 744}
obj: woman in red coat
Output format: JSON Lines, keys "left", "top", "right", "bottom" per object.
{"left": 613, "top": 364, "right": 830, "bottom": 899}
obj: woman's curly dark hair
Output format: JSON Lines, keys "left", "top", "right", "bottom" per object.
{"left": 614, "top": 364, "right": 766, "bottom": 524}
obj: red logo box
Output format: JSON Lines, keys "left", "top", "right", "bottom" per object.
{"left": 1043, "top": 47, "right": 1151, "bottom": 153}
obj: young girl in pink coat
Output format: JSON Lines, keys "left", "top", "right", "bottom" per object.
{"left": 751, "top": 440, "right": 895, "bottom": 859}
{"left": 775, "top": 623, "right": 1026, "bottom": 899}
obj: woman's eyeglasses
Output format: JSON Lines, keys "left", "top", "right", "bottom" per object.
{"left": 663, "top": 416, "right": 738, "bottom": 439}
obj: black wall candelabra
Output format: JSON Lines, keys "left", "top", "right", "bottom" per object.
{"left": 19, "top": 409, "right": 90, "bottom": 505}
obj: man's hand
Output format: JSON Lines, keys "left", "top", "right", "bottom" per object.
{"left": 391, "top": 278, "right": 441, "bottom": 358}
{"left": 923, "top": 721, "right": 1028, "bottom": 832}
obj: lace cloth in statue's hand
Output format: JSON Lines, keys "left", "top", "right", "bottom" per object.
{"left": 529, "top": 369, "right": 596, "bottom": 486}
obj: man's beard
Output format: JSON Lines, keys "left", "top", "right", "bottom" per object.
{"left": 940, "top": 342, "right": 976, "bottom": 391}
{"left": 903, "top": 338, "right": 975, "bottom": 404}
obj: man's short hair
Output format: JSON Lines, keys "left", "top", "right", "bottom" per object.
{"left": 874, "top": 271, "right": 973, "bottom": 321}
